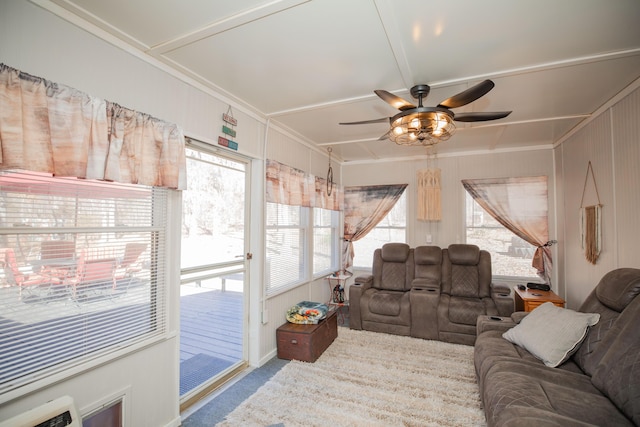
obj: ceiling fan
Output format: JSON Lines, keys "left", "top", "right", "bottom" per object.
{"left": 339, "top": 80, "right": 512, "bottom": 146}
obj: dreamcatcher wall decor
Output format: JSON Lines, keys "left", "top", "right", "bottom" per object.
{"left": 580, "top": 161, "right": 602, "bottom": 265}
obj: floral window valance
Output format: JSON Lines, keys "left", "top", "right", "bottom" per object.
{"left": 265, "top": 159, "right": 342, "bottom": 211}
{"left": 0, "top": 63, "right": 186, "bottom": 189}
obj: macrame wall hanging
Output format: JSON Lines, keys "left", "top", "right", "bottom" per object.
{"left": 580, "top": 161, "right": 602, "bottom": 265}
{"left": 417, "top": 150, "right": 441, "bottom": 221}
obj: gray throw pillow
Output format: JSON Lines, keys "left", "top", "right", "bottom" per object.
{"left": 502, "top": 302, "right": 600, "bottom": 367}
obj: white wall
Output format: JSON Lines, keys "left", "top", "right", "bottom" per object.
{"left": 556, "top": 84, "right": 640, "bottom": 309}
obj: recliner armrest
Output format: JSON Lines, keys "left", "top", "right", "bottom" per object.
{"left": 476, "top": 315, "right": 518, "bottom": 336}
{"left": 510, "top": 311, "right": 529, "bottom": 324}
{"left": 491, "top": 283, "right": 511, "bottom": 296}
{"left": 491, "top": 283, "right": 515, "bottom": 317}
{"left": 353, "top": 274, "right": 373, "bottom": 289}
{"left": 349, "top": 274, "right": 373, "bottom": 331}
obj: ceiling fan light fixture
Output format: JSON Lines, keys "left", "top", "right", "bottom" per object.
{"left": 340, "top": 81, "right": 509, "bottom": 147}
{"left": 388, "top": 108, "right": 455, "bottom": 146}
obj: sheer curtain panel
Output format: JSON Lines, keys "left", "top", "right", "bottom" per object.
{"left": 462, "top": 176, "right": 552, "bottom": 283}
{"left": 342, "top": 184, "right": 408, "bottom": 270}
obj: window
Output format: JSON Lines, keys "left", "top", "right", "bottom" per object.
{"left": 465, "top": 192, "right": 538, "bottom": 278}
{"left": 265, "top": 203, "right": 307, "bottom": 296}
{"left": 312, "top": 208, "right": 339, "bottom": 276}
{"left": 0, "top": 170, "right": 168, "bottom": 399}
{"left": 181, "top": 147, "right": 246, "bottom": 268}
{"left": 265, "top": 203, "right": 339, "bottom": 295}
{"left": 352, "top": 191, "right": 407, "bottom": 268}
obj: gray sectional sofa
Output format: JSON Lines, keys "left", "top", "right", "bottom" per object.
{"left": 474, "top": 268, "right": 640, "bottom": 426}
{"left": 349, "top": 243, "right": 514, "bottom": 345}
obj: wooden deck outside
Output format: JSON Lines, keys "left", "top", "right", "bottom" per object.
{"left": 179, "top": 285, "right": 244, "bottom": 395}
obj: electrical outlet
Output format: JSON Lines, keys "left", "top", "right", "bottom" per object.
{"left": 426, "top": 234, "right": 432, "bottom": 244}
{"left": 262, "top": 309, "right": 269, "bottom": 324}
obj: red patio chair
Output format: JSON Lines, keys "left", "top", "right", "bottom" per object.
{"left": 1, "top": 247, "right": 61, "bottom": 299}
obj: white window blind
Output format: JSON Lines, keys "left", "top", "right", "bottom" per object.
{"left": 313, "top": 208, "right": 338, "bottom": 276}
{"left": 0, "top": 170, "right": 168, "bottom": 398}
{"left": 265, "top": 202, "right": 307, "bottom": 296}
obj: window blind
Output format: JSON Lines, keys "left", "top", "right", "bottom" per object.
{"left": 0, "top": 170, "right": 168, "bottom": 398}
{"left": 265, "top": 202, "right": 306, "bottom": 296}
{"left": 313, "top": 208, "right": 338, "bottom": 275}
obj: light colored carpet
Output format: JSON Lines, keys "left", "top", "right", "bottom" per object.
{"left": 216, "top": 328, "right": 486, "bottom": 427}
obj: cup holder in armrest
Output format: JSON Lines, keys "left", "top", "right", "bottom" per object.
{"left": 412, "top": 287, "right": 438, "bottom": 293}
{"left": 489, "top": 316, "right": 502, "bottom": 321}
{"left": 497, "top": 293, "right": 509, "bottom": 297}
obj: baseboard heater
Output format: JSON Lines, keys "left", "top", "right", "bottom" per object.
{"left": 0, "top": 395, "right": 80, "bottom": 427}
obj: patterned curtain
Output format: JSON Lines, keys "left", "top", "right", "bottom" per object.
{"left": 462, "top": 176, "right": 552, "bottom": 283}
{"left": 342, "top": 184, "right": 407, "bottom": 270}
{"left": 265, "top": 159, "right": 342, "bottom": 211}
{"left": 0, "top": 63, "right": 186, "bottom": 189}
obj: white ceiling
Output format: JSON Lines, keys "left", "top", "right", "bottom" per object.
{"left": 42, "top": 0, "right": 640, "bottom": 163}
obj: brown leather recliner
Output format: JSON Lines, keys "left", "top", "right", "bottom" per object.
{"left": 350, "top": 243, "right": 514, "bottom": 345}
{"left": 437, "top": 244, "right": 513, "bottom": 345}
{"left": 349, "top": 243, "right": 414, "bottom": 336}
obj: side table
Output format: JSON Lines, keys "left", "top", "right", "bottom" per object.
{"left": 514, "top": 285, "right": 565, "bottom": 312}
{"left": 327, "top": 272, "right": 351, "bottom": 325}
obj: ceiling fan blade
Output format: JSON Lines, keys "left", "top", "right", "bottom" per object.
{"left": 438, "top": 80, "right": 495, "bottom": 109}
{"left": 454, "top": 111, "right": 512, "bottom": 122}
{"left": 378, "top": 130, "right": 391, "bottom": 140}
{"left": 339, "top": 117, "right": 390, "bottom": 125}
{"left": 374, "top": 90, "right": 415, "bottom": 111}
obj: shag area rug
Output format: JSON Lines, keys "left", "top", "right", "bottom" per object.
{"left": 216, "top": 328, "right": 486, "bottom": 426}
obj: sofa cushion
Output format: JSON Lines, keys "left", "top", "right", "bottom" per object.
{"left": 373, "top": 244, "right": 414, "bottom": 291}
{"left": 572, "top": 268, "right": 640, "bottom": 375}
{"left": 380, "top": 242, "right": 410, "bottom": 262}
{"left": 447, "top": 244, "right": 480, "bottom": 265}
{"left": 368, "top": 291, "right": 403, "bottom": 316}
{"left": 448, "top": 296, "right": 485, "bottom": 325}
{"left": 482, "top": 368, "right": 633, "bottom": 427}
{"left": 414, "top": 245, "right": 442, "bottom": 285}
{"left": 594, "top": 268, "right": 640, "bottom": 312}
{"left": 451, "top": 265, "right": 480, "bottom": 298}
{"left": 502, "top": 302, "right": 600, "bottom": 367}
{"left": 379, "top": 261, "right": 409, "bottom": 291}
{"left": 414, "top": 245, "right": 442, "bottom": 264}
{"left": 591, "top": 296, "right": 640, "bottom": 426}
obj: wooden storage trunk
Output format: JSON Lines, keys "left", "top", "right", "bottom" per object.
{"left": 276, "top": 309, "right": 338, "bottom": 362}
